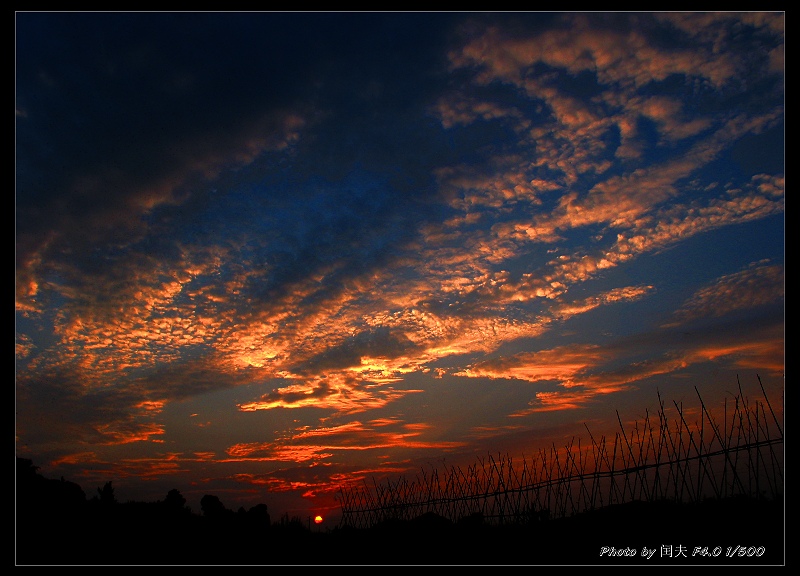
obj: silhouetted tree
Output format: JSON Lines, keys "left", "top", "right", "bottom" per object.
{"left": 200, "top": 494, "right": 228, "bottom": 520}
{"left": 242, "top": 502, "right": 271, "bottom": 532}
{"left": 248, "top": 503, "right": 270, "bottom": 524}
{"left": 97, "top": 480, "right": 116, "bottom": 506}
{"left": 16, "top": 457, "right": 86, "bottom": 514}
{"left": 17, "top": 457, "right": 39, "bottom": 483}
{"left": 16, "top": 457, "right": 41, "bottom": 507}
{"left": 163, "top": 488, "right": 187, "bottom": 512}
{"left": 16, "top": 458, "right": 88, "bottom": 564}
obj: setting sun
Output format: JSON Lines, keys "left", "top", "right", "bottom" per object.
{"left": 314, "top": 515, "right": 323, "bottom": 524}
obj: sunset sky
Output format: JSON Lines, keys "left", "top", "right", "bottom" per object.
{"left": 15, "top": 12, "right": 784, "bottom": 526}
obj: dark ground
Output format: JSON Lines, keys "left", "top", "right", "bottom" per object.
{"left": 17, "top": 495, "right": 784, "bottom": 566}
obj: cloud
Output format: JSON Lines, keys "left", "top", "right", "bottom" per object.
{"left": 291, "top": 327, "right": 421, "bottom": 375}
{"left": 15, "top": 368, "right": 166, "bottom": 449}
{"left": 236, "top": 374, "right": 421, "bottom": 416}
{"left": 664, "top": 261, "right": 784, "bottom": 326}
{"left": 458, "top": 343, "right": 606, "bottom": 384}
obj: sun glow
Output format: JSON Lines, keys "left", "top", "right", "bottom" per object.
{"left": 314, "top": 515, "right": 323, "bottom": 524}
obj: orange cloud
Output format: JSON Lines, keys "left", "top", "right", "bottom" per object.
{"left": 458, "top": 343, "right": 605, "bottom": 384}
{"left": 224, "top": 419, "right": 466, "bottom": 465}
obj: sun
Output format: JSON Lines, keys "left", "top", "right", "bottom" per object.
{"left": 314, "top": 515, "right": 323, "bottom": 524}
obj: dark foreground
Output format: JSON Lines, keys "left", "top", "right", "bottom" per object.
{"left": 17, "top": 495, "right": 784, "bottom": 565}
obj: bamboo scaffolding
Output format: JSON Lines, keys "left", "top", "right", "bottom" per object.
{"left": 337, "top": 384, "right": 783, "bottom": 530}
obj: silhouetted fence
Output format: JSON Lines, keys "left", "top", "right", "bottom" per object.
{"left": 336, "top": 377, "right": 783, "bottom": 530}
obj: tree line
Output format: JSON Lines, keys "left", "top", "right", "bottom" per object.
{"left": 16, "top": 457, "right": 314, "bottom": 565}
